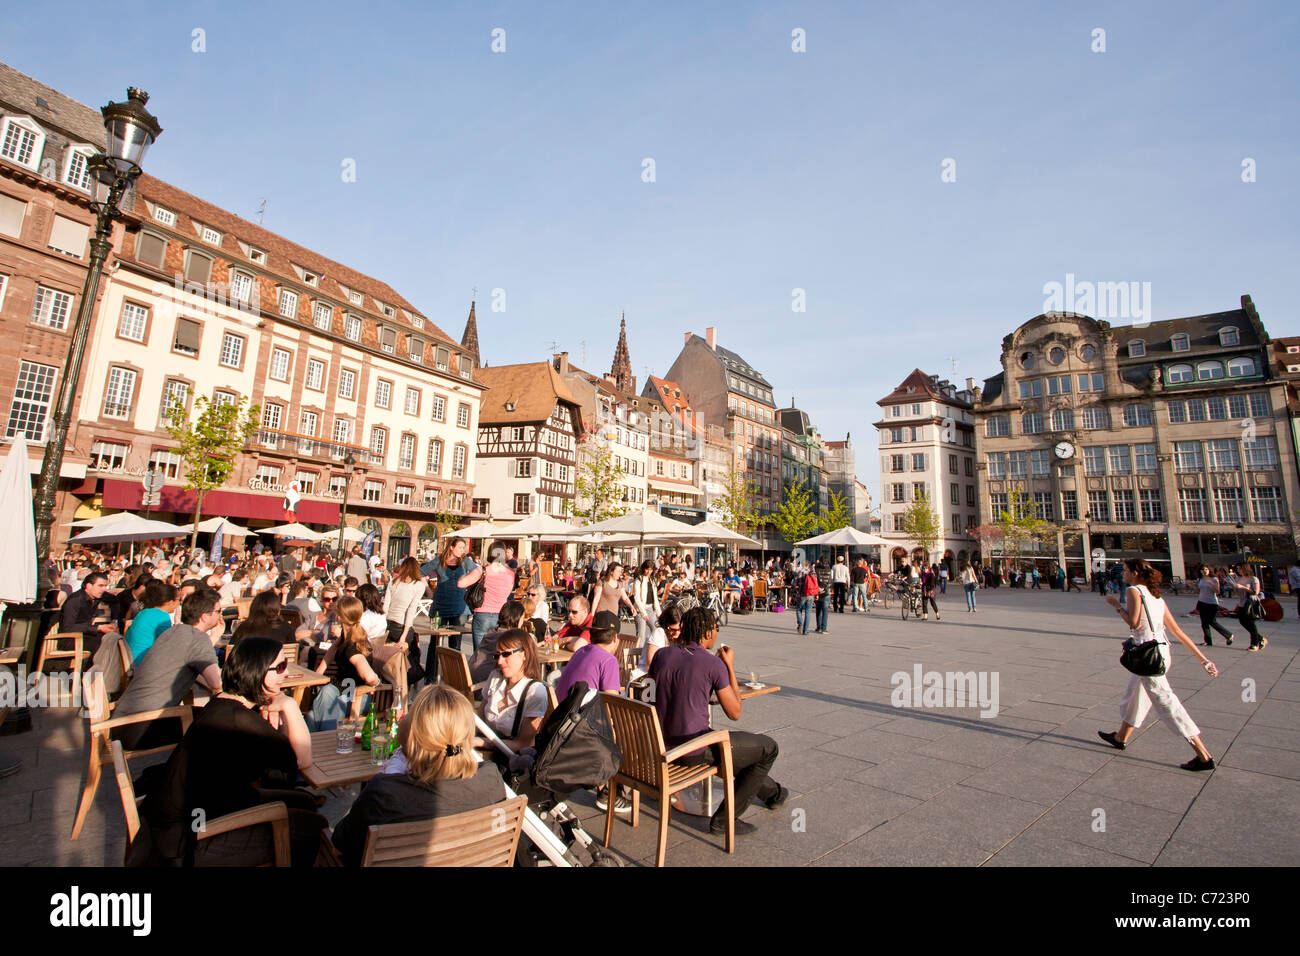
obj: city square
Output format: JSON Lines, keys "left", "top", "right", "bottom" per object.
{"left": 0, "top": 1, "right": 1296, "bottom": 915}
{"left": 3, "top": 589, "right": 1296, "bottom": 868}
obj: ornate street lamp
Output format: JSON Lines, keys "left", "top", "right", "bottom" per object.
{"left": 336, "top": 452, "right": 359, "bottom": 555}
{"left": 33, "top": 89, "right": 162, "bottom": 566}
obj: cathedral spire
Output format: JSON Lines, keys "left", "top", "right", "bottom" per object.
{"left": 461, "top": 300, "right": 480, "bottom": 368}
{"left": 610, "top": 312, "right": 634, "bottom": 393}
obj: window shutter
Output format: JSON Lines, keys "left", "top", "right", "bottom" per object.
{"left": 174, "top": 318, "right": 201, "bottom": 353}
{"left": 0, "top": 193, "right": 25, "bottom": 237}
{"left": 48, "top": 216, "right": 89, "bottom": 258}
{"left": 381, "top": 327, "right": 397, "bottom": 352}
{"left": 137, "top": 232, "right": 165, "bottom": 267}
{"left": 185, "top": 252, "right": 212, "bottom": 284}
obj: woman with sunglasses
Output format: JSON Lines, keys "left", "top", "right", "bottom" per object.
{"left": 477, "top": 629, "right": 548, "bottom": 752}
{"left": 127, "top": 637, "right": 327, "bottom": 867}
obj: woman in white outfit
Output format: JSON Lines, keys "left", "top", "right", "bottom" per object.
{"left": 631, "top": 560, "right": 661, "bottom": 644}
{"left": 1098, "top": 558, "right": 1219, "bottom": 771}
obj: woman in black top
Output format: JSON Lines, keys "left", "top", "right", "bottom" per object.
{"left": 330, "top": 684, "right": 505, "bottom": 866}
{"left": 232, "top": 589, "right": 297, "bottom": 646}
{"left": 308, "top": 596, "right": 381, "bottom": 729}
{"left": 127, "top": 637, "right": 326, "bottom": 866}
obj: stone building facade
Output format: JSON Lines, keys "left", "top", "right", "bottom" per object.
{"left": 974, "top": 298, "right": 1299, "bottom": 582}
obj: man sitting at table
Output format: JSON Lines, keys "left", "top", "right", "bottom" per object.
{"left": 112, "top": 589, "right": 225, "bottom": 751}
{"left": 648, "top": 606, "right": 787, "bottom": 836}
{"left": 555, "top": 610, "right": 622, "bottom": 700}
{"left": 554, "top": 595, "right": 593, "bottom": 651}
{"left": 59, "top": 571, "right": 117, "bottom": 653}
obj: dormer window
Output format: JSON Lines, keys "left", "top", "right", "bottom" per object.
{"left": 379, "top": 326, "right": 397, "bottom": 354}
{"left": 435, "top": 347, "right": 450, "bottom": 371}
{"left": 348, "top": 289, "right": 363, "bottom": 306}
{"left": 1218, "top": 327, "right": 1240, "bottom": 347}
{"left": 63, "top": 146, "right": 94, "bottom": 192}
{"left": 298, "top": 267, "right": 319, "bottom": 287}
{"left": 382, "top": 304, "right": 396, "bottom": 319}
{"left": 0, "top": 116, "right": 44, "bottom": 170}
{"left": 1171, "top": 333, "right": 1191, "bottom": 352}
{"left": 1128, "top": 339, "right": 1146, "bottom": 357}
{"left": 409, "top": 312, "right": 424, "bottom": 329}
{"left": 153, "top": 206, "right": 176, "bottom": 227}
{"left": 248, "top": 247, "right": 266, "bottom": 264}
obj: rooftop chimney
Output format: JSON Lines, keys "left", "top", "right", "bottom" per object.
{"left": 705, "top": 327, "right": 717, "bottom": 351}
{"left": 553, "top": 352, "right": 569, "bottom": 374}
{"left": 965, "top": 377, "right": 975, "bottom": 391}
{"left": 684, "top": 331, "right": 693, "bottom": 346}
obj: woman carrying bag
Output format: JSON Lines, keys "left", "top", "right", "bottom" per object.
{"left": 960, "top": 561, "right": 978, "bottom": 613}
{"left": 1228, "top": 564, "right": 1267, "bottom": 652}
{"left": 1097, "top": 558, "right": 1219, "bottom": 772}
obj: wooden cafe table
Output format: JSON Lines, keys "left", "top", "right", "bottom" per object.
{"left": 300, "top": 729, "right": 383, "bottom": 790}
{"left": 279, "top": 662, "right": 329, "bottom": 707}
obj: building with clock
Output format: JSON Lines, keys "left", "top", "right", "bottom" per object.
{"left": 972, "top": 297, "right": 1300, "bottom": 584}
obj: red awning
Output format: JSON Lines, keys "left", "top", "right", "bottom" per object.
{"left": 100, "top": 478, "right": 340, "bottom": 525}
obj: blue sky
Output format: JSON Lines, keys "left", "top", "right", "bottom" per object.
{"left": 6, "top": 0, "right": 1297, "bottom": 507}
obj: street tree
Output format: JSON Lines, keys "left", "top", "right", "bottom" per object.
{"left": 716, "top": 462, "right": 759, "bottom": 535}
{"left": 900, "top": 490, "right": 943, "bottom": 564}
{"left": 165, "top": 391, "right": 260, "bottom": 551}
{"left": 818, "top": 490, "right": 852, "bottom": 534}
{"left": 772, "top": 477, "right": 818, "bottom": 548}
{"left": 571, "top": 443, "right": 630, "bottom": 524}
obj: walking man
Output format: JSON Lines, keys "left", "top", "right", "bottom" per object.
{"left": 830, "top": 555, "right": 849, "bottom": 613}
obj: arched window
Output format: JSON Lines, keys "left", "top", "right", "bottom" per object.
{"left": 1051, "top": 408, "right": 1074, "bottom": 431}
{"left": 1167, "top": 364, "right": 1193, "bottom": 384}
{"left": 1227, "top": 356, "right": 1256, "bottom": 378}
{"left": 1196, "top": 361, "right": 1225, "bottom": 381}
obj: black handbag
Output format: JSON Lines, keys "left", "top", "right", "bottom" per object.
{"left": 465, "top": 575, "right": 486, "bottom": 611}
{"left": 1247, "top": 596, "right": 1265, "bottom": 621}
{"left": 1120, "top": 590, "right": 1167, "bottom": 677}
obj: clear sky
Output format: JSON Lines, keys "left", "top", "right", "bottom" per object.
{"left": 6, "top": 0, "right": 1297, "bottom": 508}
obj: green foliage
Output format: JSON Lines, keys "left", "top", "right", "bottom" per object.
{"left": 165, "top": 391, "right": 259, "bottom": 549}
{"left": 900, "top": 490, "right": 943, "bottom": 561}
{"left": 716, "top": 462, "right": 759, "bottom": 534}
{"left": 988, "top": 490, "right": 1058, "bottom": 565}
{"left": 772, "top": 477, "right": 818, "bottom": 546}
{"left": 571, "top": 443, "right": 631, "bottom": 524}
{"left": 818, "top": 490, "right": 852, "bottom": 534}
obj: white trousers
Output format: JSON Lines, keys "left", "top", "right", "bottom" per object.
{"left": 1119, "top": 650, "right": 1200, "bottom": 740}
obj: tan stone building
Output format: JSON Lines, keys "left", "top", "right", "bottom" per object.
{"left": 973, "top": 297, "right": 1299, "bottom": 584}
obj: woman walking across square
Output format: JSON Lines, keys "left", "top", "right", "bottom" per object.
{"left": 1097, "top": 558, "right": 1219, "bottom": 772}
{"left": 1192, "top": 564, "right": 1233, "bottom": 647}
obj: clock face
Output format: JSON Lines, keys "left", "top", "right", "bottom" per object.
{"left": 1054, "top": 441, "right": 1075, "bottom": 460}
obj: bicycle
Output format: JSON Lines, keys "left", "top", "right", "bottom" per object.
{"left": 702, "top": 586, "right": 729, "bottom": 628}
{"left": 898, "top": 584, "right": 924, "bottom": 620}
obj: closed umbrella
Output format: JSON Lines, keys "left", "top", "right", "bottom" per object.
{"left": 0, "top": 437, "right": 37, "bottom": 610}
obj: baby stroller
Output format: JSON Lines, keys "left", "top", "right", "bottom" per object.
{"left": 477, "top": 681, "right": 628, "bottom": 867}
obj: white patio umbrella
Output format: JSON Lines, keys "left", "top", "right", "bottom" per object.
{"left": 65, "top": 510, "right": 140, "bottom": 529}
{"left": 499, "top": 513, "right": 585, "bottom": 539}
{"left": 449, "top": 522, "right": 504, "bottom": 540}
{"left": 575, "top": 511, "right": 704, "bottom": 560}
{"left": 258, "top": 522, "right": 325, "bottom": 541}
{"left": 195, "top": 516, "right": 255, "bottom": 537}
{"left": 0, "top": 438, "right": 37, "bottom": 615}
{"left": 678, "top": 519, "right": 761, "bottom": 547}
{"left": 336, "top": 525, "right": 369, "bottom": 544}
{"left": 69, "top": 515, "right": 189, "bottom": 544}
{"left": 796, "top": 526, "right": 894, "bottom": 549}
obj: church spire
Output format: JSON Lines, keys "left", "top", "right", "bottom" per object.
{"left": 610, "top": 312, "right": 634, "bottom": 393}
{"left": 460, "top": 300, "right": 480, "bottom": 368}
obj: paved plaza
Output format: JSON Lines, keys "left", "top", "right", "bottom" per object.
{"left": 3, "top": 586, "right": 1298, "bottom": 867}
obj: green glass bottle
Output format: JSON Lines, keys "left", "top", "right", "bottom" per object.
{"left": 360, "top": 705, "right": 376, "bottom": 751}
{"left": 386, "top": 705, "right": 400, "bottom": 757}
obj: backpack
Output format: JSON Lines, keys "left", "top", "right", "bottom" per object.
{"left": 803, "top": 573, "right": 821, "bottom": 597}
{"left": 529, "top": 682, "right": 623, "bottom": 796}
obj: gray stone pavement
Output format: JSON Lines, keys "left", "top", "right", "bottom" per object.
{"left": 4, "top": 586, "right": 1298, "bottom": 867}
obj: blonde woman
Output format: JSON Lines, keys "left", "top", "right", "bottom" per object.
{"left": 329, "top": 684, "right": 507, "bottom": 866}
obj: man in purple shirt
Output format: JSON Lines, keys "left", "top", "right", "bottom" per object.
{"left": 648, "top": 607, "right": 787, "bottom": 836}
{"left": 555, "top": 610, "right": 622, "bottom": 700}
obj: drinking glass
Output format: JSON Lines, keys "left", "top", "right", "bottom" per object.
{"left": 371, "top": 733, "right": 389, "bottom": 766}
{"left": 336, "top": 719, "right": 355, "bottom": 755}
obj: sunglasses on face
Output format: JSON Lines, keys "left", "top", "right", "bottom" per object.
{"left": 495, "top": 648, "right": 523, "bottom": 661}
{"left": 269, "top": 659, "right": 289, "bottom": 675}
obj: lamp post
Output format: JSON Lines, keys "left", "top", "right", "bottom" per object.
{"left": 33, "top": 89, "right": 162, "bottom": 567}
{"left": 336, "top": 452, "right": 358, "bottom": 556}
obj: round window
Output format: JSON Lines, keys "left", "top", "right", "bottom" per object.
{"left": 1049, "top": 346, "right": 1065, "bottom": 365}
{"left": 1079, "top": 344, "right": 1097, "bottom": 362}
{"left": 1020, "top": 351, "right": 1035, "bottom": 370}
